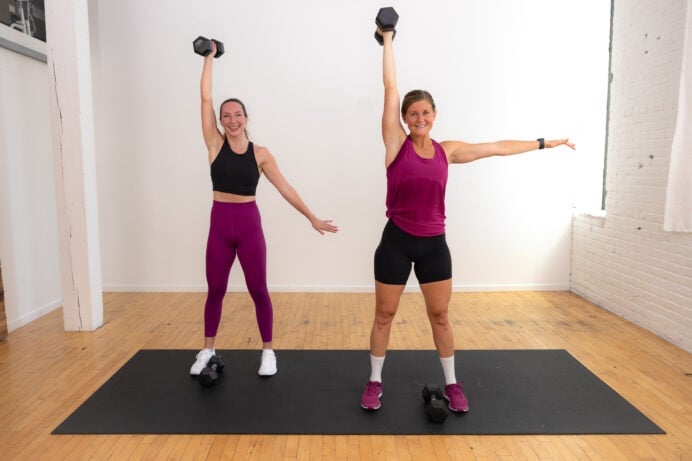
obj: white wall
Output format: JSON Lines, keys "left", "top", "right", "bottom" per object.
{"left": 571, "top": 0, "right": 692, "bottom": 353}
{"left": 88, "top": 0, "right": 605, "bottom": 292}
{"left": 0, "top": 38, "right": 61, "bottom": 331}
{"left": 0, "top": 1, "right": 610, "bottom": 332}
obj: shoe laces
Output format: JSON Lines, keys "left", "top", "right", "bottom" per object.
{"left": 446, "top": 383, "right": 463, "bottom": 397}
{"left": 365, "top": 381, "right": 381, "bottom": 396}
{"left": 197, "top": 349, "right": 213, "bottom": 360}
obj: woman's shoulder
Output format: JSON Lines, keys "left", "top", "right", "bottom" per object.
{"left": 252, "top": 143, "right": 268, "bottom": 155}
{"left": 251, "top": 143, "right": 273, "bottom": 163}
{"left": 397, "top": 135, "right": 412, "bottom": 150}
{"left": 433, "top": 139, "right": 454, "bottom": 162}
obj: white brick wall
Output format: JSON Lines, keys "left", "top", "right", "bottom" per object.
{"left": 571, "top": 0, "right": 692, "bottom": 352}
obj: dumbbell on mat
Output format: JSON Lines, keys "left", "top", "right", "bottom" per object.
{"left": 199, "top": 355, "right": 225, "bottom": 387}
{"left": 421, "top": 384, "right": 448, "bottom": 423}
{"left": 193, "top": 36, "right": 225, "bottom": 58}
{"left": 374, "top": 7, "right": 399, "bottom": 45}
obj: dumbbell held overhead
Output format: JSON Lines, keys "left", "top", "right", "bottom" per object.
{"left": 374, "top": 7, "right": 399, "bottom": 45}
{"left": 193, "top": 36, "right": 225, "bottom": 58}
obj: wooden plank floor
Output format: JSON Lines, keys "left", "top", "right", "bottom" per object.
{"left": 0, "top": 291, "right": 690, "bottom": 460}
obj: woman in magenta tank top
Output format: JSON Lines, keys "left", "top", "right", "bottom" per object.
{"left": 360, "top": 19, "right": 575, "bottom": 413}
{"left": 190, "top": 40, "right": 338, "bottom": 379}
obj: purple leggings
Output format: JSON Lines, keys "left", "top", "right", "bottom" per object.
{"left": 204, "top": 201, "right": 273, "bottom": 341}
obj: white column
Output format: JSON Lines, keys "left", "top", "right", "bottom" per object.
{"left": 45, "top": 0, "right": 103, "bottom": 331}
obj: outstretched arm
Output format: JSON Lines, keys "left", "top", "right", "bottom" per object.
{"left": 441, "top": 138, "right": 575, "bottom": 164}
{"left": 257, "top": 146, "right": 338, "bottom": 235}
{"left": 380, "top": 29, "right": 407, "bottom": 168}
{"left": 200, "top": 42, "right": 223, "bottom": 162}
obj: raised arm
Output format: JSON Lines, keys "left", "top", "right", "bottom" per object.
{"left": 441, "top": 138, "right": 576, "bottom": 164}
{"left": 200, "top": 42, "right": 224, "bottom": 162}
{"left": 380, "top": 30, "right": 407, "bottom": 168}
{"left": 255, "top": 146, "right": 338, "bottom": 235}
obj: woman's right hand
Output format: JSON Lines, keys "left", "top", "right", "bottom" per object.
{"left": 207, "top": 41, "right": 217, "bottom": 59}
{"left": 376, "top": 27, "right": 395, "bottom": 42}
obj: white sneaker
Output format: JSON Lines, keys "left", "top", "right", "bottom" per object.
{"left": 258, "top": 349, "right": 277, "bottom": 376}
{"left": 190, "top": 348, "right": 215, "bottom": 375}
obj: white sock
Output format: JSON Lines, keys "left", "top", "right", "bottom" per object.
{"left": 440, "top": 355, "right": 457, "bottom": 385}
{"left": 369, "top": 354, "right": 385, "bottom": 382}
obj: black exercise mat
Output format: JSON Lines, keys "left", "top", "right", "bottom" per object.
{"left": 53, "top": 349, "right": 664, "bottom": 435}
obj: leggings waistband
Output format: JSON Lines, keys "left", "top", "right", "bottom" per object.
{"left": 211, "top": 200, "right": 260, "bottom": 220}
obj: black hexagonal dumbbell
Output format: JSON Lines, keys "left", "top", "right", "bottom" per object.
{"left": 199, "top": 354, "right": 225, "bottom": 387}
{"left": 374, "top": 7, "right": 399, "bottom": 46}
{"left": 193, "top": 36, "right": 225, "bottom": 58}
{"left": 422, "top": 384, "right": 448, "bottom": 423}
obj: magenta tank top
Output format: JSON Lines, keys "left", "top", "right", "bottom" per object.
{"left": 386, "top": 137, "right": 448, "bottom": 236}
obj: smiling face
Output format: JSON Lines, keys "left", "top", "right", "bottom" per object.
{"left": 219, "top": 99, "right": 248, "bottom": 137}
{"left": 401, "top": 90, "right": 437, "bottom": 137}
{"left": 403, "top": 100, "right": 436, "bottom": 136}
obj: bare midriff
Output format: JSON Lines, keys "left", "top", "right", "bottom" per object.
{"left": 213, "top": 191, "right": 256, "bottom": 203}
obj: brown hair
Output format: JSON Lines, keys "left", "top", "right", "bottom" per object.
{"left": 401, "top": 90, "right": 436, "bottom": 118}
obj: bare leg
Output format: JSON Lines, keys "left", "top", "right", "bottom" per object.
{"left": 420, "top": 278, "right": 454, "bottom": 357}
{"left": 361, "top": 281, "right": 406, "bottom": 409}
{"left": 370, "top": 281, "right": 407, "bottom": 356}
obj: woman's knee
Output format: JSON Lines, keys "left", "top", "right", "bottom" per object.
{"left": 247, "top": 282, "right": 270, "bottom": 304}
{"left": 206, "top": 284, "right": 227, "bottom": 304}
{"left": 427, "top": 305, "right": 450, "bottom": 327}
{"left": 374, "top": 303, "right": 398, "bottom": 327}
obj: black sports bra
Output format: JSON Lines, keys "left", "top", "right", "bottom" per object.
{"left": 210, "top": 139, "right": 260, "bottom": 196}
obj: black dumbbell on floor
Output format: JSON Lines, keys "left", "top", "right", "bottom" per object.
{"left": 193, "top": 36, "right": 225, "bottom": 58}
{"left": 199, "top": 355, "right": 225, "bottom": 386}
{"left": 374, "top": 7, "right": 399, "bottom": 45}
{"left": 422, "top": 384, "right": 448, "bottom": 423}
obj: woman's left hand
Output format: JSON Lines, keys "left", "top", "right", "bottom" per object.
{"left": 547, "top": 138, "right": 576, "bottom": 150}
{"left": 311, "top": 219, "right": 339, "bottom": 235}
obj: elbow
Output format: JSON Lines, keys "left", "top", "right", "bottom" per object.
{"left": 491, "top": 142, "right": 509, "bottom": 156}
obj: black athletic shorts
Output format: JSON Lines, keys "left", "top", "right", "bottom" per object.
{"left": 374, "top": 219, "right": 452, "bottom": 285}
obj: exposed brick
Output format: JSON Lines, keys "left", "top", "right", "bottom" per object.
{"left": 571, "top": 0, "right": 692, "bottom": 352}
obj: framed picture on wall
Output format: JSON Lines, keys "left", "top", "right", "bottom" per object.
{"left": 0, "top": 0, "right": 46, "bottom": 62}
{"left": 0, "top": 0, "right": 44, "bottom": 41}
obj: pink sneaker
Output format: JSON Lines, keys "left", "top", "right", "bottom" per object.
{"left": 360, "top": 381, "right": 382, "bottom": 410}
{"left": 443, "top": 383, "right": 469, "bottom": 412}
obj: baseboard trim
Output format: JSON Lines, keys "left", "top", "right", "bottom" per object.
{"left": 102, "top": 283, "right": 570, "bottom": 293}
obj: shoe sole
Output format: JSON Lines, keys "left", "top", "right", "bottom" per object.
{"left": 258, "top": 365, "right": 277, "bottom": 376}
{"left": 258, "top": 370, "right": 277, "bottom": 376}
{"left": 443, "top": 394, "right": 469, "bottom": 413}
{"left": 360, "top": 403, "right": 381, "bottom": 410}
{"left": 361, "top": 392, "right": 383, "bottom": 410}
